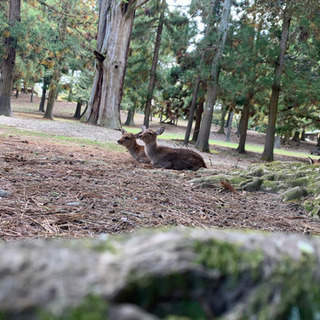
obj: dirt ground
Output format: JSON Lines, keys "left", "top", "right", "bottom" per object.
{"left": 1, "top": 94, "right": 320, "bottom": 241}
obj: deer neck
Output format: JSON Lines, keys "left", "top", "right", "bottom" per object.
{"left": 144, "top": 141, "right": 158, "bottom": 158}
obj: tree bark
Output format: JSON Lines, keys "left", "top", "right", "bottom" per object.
{"left": 261, "top": 1, "right": 291, "bottom": 161}
{"left": 143, "top": 0, "right": 166, "bottom": 128}
{"left": 43, "top": 3, "right": 69, "bottom": 120}
{"left": 191, "top": 99, "right": 204, "bottom": 143}
{"left": 86, "top": 0, "right": 148, "bottom": 129}
{"left": 195, "top": 0, "right": 232, "bottom": 152}
{"left": 44, "top": 68, "right": 61, "bottom": 119}
{"left": 124, "top": 108, "right": 135, "bottom": 126}
{"left": 0, "top": 0, "right": 21, "bottom": 116}
{"left": 236, "top": 103, "right": 250, "bottom": 153}
{"left": 184, "top": 0, "right": 217, "bottom": 146}
{"left": 73, "top": 101, "right": 83, "bottom": 119}
{"left": 226, "top": 110, "right": 234, "bottom": 142}
{"left": 291, "top": 130, "right": 300, "bottom": 142}
{"left": 30, "top": 86, "right": 34, "bottom": 102}
{"left": 39, "top": 76, "right": 51, "bottom": 112}
{"left": 217, "top": 104, "right": 227, "bottom": 134}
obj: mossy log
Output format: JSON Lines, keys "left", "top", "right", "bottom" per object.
{"left": 1, "top": 229, "right": 320, "bottom": 319}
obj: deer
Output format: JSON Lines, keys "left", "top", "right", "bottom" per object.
{"left": 138, "top": 126, "right": 207, "bottom": 171}
{"left": 308, "top": 157, "right": 320, "bottom": 165}
{"left": 117, "top": 129, "right": 150, "bottom": 164}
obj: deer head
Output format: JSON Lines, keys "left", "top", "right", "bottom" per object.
{"left": 117, "top": 129, "right": 140, "bottom": 147}
{"left": 138, "top": 126, "right": 165, "bottom": 144}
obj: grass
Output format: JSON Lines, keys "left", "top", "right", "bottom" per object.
{"left": 0, "top": 125, "right": 124, "bottom": 152}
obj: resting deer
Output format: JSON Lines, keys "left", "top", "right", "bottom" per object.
{"left": 138, "top": 126, "right": 207, "bottom": 171}
{"left": 308, "top": 157, "right": 320, "bottom": 165}
{"left": 117, "top": 129, "right": 150, "bottom": 164}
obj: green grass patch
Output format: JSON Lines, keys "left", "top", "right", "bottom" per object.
{"left": 0, "top": 125, "right": 124, "bottom": 152}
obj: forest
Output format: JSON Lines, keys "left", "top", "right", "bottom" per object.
{"left": 1, "top": 0, "right": 320, "bottom": 162}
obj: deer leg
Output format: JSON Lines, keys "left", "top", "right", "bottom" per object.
{"left": 151, "top": 161, "right": 173, "bottom": 169}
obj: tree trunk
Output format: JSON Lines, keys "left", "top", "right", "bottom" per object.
{"left": 0, "top": 0, "right": 21, "bottom": 116}
{"left": 261, "top": 2, "right": 291, "bottom": 161}
{"left": 291, "top": 130, "right": 300, "bottom": 142}
{"left": 317, "top": 135, "right": 320, "bottom": 148}
{"left": 30, "top": 86, "right": 34, "bottom": 103}
{"left": 44, "top": 68, "right": 61, "bottom": 120}
{"left": 195, "top": 0, "right": 232, "bottom": 152}
{"left": 85, "top": 0, "right": 149, "bottom": 129}
{"left": 73, "top": 101, "right": 83, "bottom": 119}
{"left": 301, "top": 129, "right": 306, "bottom": 141}
{"left": 43, "top": 2, "right": 69, "bottom": 120}
{"left": 15, "top": 89, "right": 19, "bottom": 98}
{"left": 184, "top": 77, "right": 201, "bottom": 144}
{"left": 39, "top": 76, "right": 50, "bottom": 112}
{"left": 184, "top": 0, "right": 217, "bottom": 145}
{"left": 236, "top": 103, "right": 250, "bottom": 153}
{"left": 191, "top": 99, "right": 204, "bottom": 143}
{"left": 143, "top": 0, "right": 166, "bottom": 128}
{"left": 226, "top": 110, "right": 234, "bottom": 142}
{"left": 124, "top": 108, "right": 135, "bottom": 126}
{"left": 217, "top": 104, "right": 227, "bottom": 134}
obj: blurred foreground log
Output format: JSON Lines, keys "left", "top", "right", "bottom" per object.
{"left": 1, "top": 228, "right": 320, "bottom": 319}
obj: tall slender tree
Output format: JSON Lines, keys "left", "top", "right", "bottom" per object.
{"left": 184, "top": 0, "right": 218, "bottom": 145}
{"left": 143, "top": 0, "right": 166, "bottom": 128}
{"left": 195, "top": 0, "right": 232, "bottom": 152}
{"left": 0, "top": 0, "right": 21, "bottom": 116}
{"left": 261, "top": 1, "right": 291, "bottom": 161}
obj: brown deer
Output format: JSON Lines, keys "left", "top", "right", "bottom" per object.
{"left": 138, "top": 126, "right": 207, "bottom": 171}
{"left": 117, "top": 129, "right": 150, "bottom": 164}
{"left": 308, "top": 157, "right": 320, "bottom": 165}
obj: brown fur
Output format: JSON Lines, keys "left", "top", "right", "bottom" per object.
{"left": 139, "top": 126, "right": 206, "bottom": 171}
{"left": 308, "top": 157, "right": 320, "bottom": 165}
{"left": 117, "top": 129, "right": 150, "bottom": 164}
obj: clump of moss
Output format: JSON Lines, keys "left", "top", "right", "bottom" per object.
{"left": 192, "top": 160, "right": 320, "bottom": 216}
{"left": 281, "top": 187, "right": 309, "bottom": 201}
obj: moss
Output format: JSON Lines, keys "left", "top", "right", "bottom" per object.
{"left": 307, "top": 182, "right": 320, "bottom": 196}
{"left": 114, "top": 271, "right": 208, "bottom": 319}
{"left": 195, "top": 239, "right": 264, "bottom": 276}
{"left": 190, "top": 174, "right": 246, "bottom": 188}
{"left": 281, "top": 187, "right": 309, "bottom": 201}
{"left": 287, "top": 177, "right": 309, "bottom": 188}
{"left": 263, "top": 173, "right": 276, "bottom": 181}
{"left": 304, "top": 197, "right": 320, "bottom": 218}
{"left": 262, "top": 180, "right": 284, "bottom": 193}
{"left": 239, "top": 253, "right": 320, "bottom": 320}
{"left": 1, "top": 295, "right": 110, "bottom": 320}
{"left": 240, "top": 178, "right": 263, "bottom": 192}
{"left": 248, "top": 167, "right": 267, "bottom": 177}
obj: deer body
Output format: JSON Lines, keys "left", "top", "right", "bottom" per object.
{"left": 139, "top": 126, "right": 206, "bottom": 171}
{"left": 117, "top": 129, "right": 150, "bottom": 164}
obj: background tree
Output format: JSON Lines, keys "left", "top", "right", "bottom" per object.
{"left": 261, "top": 0, "right": 291, "bottom": 161}
{"left": 0, "top": 0, "right": 21, "bottom": 116}
{"left": 195, "top": 0, "right": 232, "bottom": 152}
{"left": 143, "top": 0, "right": 166, "bottom": 128}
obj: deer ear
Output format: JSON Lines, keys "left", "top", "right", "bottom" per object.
{"left": 121, "top": 128, "right": 126, "bottom": 134}
{"left": 141, "top": 125, "right": 147, "bottom": 132}
{"left": 134, "top": 131, "right": 142, "bottom": 138}
{"left": 156, "top": 127, "right": 165, "bottom": 136}
{"left": 308, "top": 157, "right": 314, "bottom": 164}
